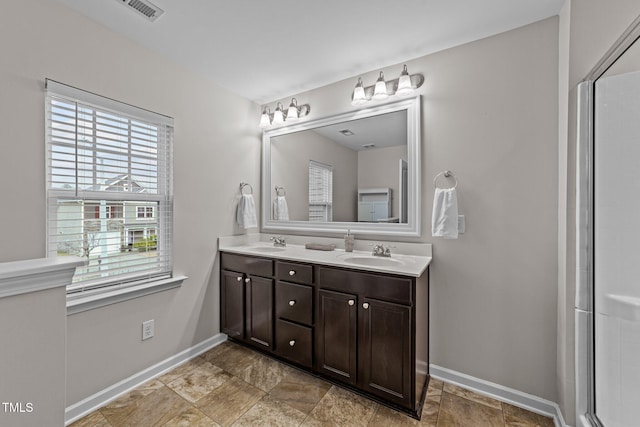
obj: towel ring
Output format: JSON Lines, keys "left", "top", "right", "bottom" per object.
{"left": 239, "top": 182, "right": 253, "bottom": 195}
{"left": 275, "top": 186, "right": 286, "bottom": 196}
{"left": 433, "top": 170, "right": 458, "bottom": 189}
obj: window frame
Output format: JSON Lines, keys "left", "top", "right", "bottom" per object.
{"left": 308, "top": 160, "right": 333, "bottom": 222}
{"left": 45, "top": 79, "right": 184, "bottom": 312}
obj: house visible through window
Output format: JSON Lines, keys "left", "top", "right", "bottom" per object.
{"left": 308, "top": 160, "right": 333, "bottom": 222}
{"left": 46, "top": 80, "right": 174, "bottom": 295}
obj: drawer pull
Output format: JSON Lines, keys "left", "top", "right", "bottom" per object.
{"left": 348, "top": 299, "right": 355, "bottom": 306}
{"left": 288, "top": 300, "right": 296, "bottom": 307}
{"left": 244, "top": 278, "right": 251, "bottom": 283}
{"left": 288, "top": 270, "right": 296, "bottom": 276}
{"left": 236, "top": 276, "right": 242, "bottom": 282}
{"left": 289, "top": 340, "right": 296, "bottom": 347}
{"left": 363, "top": 302, "right": 370, "bottom": 309}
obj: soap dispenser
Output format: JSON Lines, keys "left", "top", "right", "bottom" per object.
{"left": 344, "top": 229, "right": 355, "bottom": 252}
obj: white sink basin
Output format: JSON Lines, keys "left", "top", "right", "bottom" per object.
{"left": 247, "top": 246, "right": 287, "bottom": 253}
{"left": 342, "top": 256, "right": 404, "bottom": 268}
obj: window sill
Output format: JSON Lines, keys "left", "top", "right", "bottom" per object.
{"left": 66, "top": 275, "right": 187, "bottom": 315}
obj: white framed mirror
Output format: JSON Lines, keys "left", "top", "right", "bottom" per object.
{"left": 261, "top": 95, "right": 421, "bottom": 237}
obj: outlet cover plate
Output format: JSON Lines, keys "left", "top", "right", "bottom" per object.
{"left": 142, "top": 319, "right": 154, "bottom": 340}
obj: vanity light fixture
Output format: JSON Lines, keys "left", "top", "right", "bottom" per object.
{"left": 259, "top": 98, "right": 311, "bottom": 128}
{"left": 352, "top": 78, "right": 367, "bottom": 105}
{"left": 396, "top": 65, "right": 413, "bottom": 96}
{"left": 287, "top": 98, "right": 300, "bottom": 120}
{"left": 372, "top": 72, "right": 389, "bottom": 101}
{"left": 259, "top": 106, "right": 272, "bottom": 128}
{"left": 272, "top": 102, "right": 285, "bottom": 125}
{"left": 351, "top": 64, "right": 424, "bottom": 106}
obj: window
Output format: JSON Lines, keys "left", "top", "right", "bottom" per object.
{"left": 308, "top": 160, "right": 333, "bottom": 222}
{"left": 46, "top": 80, "right": 174, "bottom": 296}
{"left": 137, "top": 206, "right": 154, "bottom": 219}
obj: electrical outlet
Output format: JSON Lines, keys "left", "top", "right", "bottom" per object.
{"left": 142, "top": 319, "right": 154, "bottom": 340}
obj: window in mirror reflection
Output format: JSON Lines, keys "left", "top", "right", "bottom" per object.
{"left": 309, "top": 160, "right": 333, "bottom": 221}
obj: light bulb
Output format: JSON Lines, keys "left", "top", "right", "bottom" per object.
{"left": 372, "top": 71, "right": 388, "bottom": 101}
{"left": 396, "top": 65, "right": 414, "bottom": 96}
{"left": 259, "top": 107, "right": 271, "bottom": 128}
{"left": 287, "top": 98, "right": 299, "bottom": 120}
{"left": 351, "top": 78, "right": 367, "bottom": 106}
{"left": 272, "top": 102, "right": 285, "bottom": 125}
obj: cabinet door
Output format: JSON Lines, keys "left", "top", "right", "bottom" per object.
{"left": 221, "top": 270, "right": 245, "bottom": 339}
{"left": 245, "top": 275, "right": 274, "bottom": 349}
{"left": 317, "top": 289, "right": 357, "bottom": 385}
{"left": 358, "top": 298, "right": 412, "bottom": 408}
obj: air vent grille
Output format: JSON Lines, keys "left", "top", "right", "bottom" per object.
{"left": 117, "top": 0, "right": 165, "bottom": 22}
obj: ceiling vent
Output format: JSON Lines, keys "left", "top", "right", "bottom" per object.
{"left": 117, "top": 0, "right": 164, "bottom": 22}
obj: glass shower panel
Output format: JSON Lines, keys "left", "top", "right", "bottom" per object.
{"left": 594, "top": 46, "right": 640, "bottom": 427}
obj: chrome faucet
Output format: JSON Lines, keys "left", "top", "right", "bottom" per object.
{"left": 372, "top": 243, "right": 391, "bottom": 257}
{"left": 270, "top": 236, "right": 286, "bottom": 247}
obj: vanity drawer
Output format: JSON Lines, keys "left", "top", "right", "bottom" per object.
{"left": 276, "top": 261, "right": 313, "bottom": 285}
{"left": 317, "top": 266, "right": 412, "bottom": 305}
{"left": 275, "top": 319, "right": 313, "bottom": 368}
{"left": 221, "top": 253, "right": 273, "bottom": 277}
{"left": 276, "top": 281, "right": 313, "bottom": 325}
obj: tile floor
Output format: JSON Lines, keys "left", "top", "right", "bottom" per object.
{"left": 70, "top": 341, "right": 555, "bottom": 427}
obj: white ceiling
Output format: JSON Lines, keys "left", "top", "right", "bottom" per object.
{"left": 55, "top": 0, "right": 564, "bottom": 105}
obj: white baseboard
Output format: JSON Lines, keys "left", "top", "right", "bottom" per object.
{"left": 65, "top": 333, "right": 227, "bottom": 425}
{"left": 429, "top": 364, "right": 570, "bottom": 427}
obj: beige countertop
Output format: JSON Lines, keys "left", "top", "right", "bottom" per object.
{"left": 218, "top": 234, "right": 431, "bottom": 277}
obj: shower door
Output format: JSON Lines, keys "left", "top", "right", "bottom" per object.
{"left": 593, "top": 52, "right": 640, "bottom": 427}
{"left": 577, "top": 19, "right": 640, "bottom": 427}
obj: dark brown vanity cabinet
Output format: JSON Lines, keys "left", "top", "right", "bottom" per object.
{"left": 220, "top": 253, "right": 274, "bottom": 350}
{"left": 316, "top": 266, "right": 424, "bottom": 411}
{"left": 220, "top": 251, "right": 429, "bottom": 418}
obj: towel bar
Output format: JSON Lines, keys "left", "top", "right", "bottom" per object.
{"left": 240, "top": 182, "right": 253, "bottom": 195}
{"left": 433, "top": 170, "right": 458, "bottom": 189}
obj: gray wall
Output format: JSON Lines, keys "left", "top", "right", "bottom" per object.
{"left": 0, "top": 288, "right": 66, "bottom": 426}
{"left": 557, "top": 0, "right": 640, "bottom": 424}
{"left": 267, "top": 18, "right": 560, "bottom": 402}
{"left": 0, "top": 0, "right": 260, "bottom": 406}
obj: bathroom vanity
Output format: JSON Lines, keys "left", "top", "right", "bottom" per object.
{"left": 218, "top": 235, "right": 431, "bottom": 418}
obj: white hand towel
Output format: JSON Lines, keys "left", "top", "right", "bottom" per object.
{"left": 236, "top": 194, "right": 257, "bottom": 229}
{"left": 273, "top": 195, "right": 289, "bottom": 221}
{"left": 431, "top": 187, "right": 458, "bottom": 239}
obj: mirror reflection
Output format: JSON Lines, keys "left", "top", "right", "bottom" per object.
{"left": 262, "top": 96, "right": 421, "bottom": 237}
{"left": 270, "top": 110, "right": 408, "bottom": 223}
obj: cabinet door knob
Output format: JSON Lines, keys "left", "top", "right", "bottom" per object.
{"left": 236, "top": 276, "right": 242, "bottom": 282}
{"left": 348, "top": 299, "right": 355, "bottom": 306}
{"left": 289, "top": 340, "right": 296, "bottom": 347}
{"left": 288, "top": 270, "right": 296, "bottom": 276}
{"left": 363, "top": 302, "right": 370, "bottom": 309}
{"left": 288, "top": 300, "right": 296, "bottom": 306}
{"left": 244, "top": 278, "right": 250, "bottom": 283}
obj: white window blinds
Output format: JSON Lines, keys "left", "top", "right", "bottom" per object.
{"left": 45, "top": 80, "right": 174, "bottom": 294}
{"left": 308, "top": 160, "right": 333, "bottom": 222}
